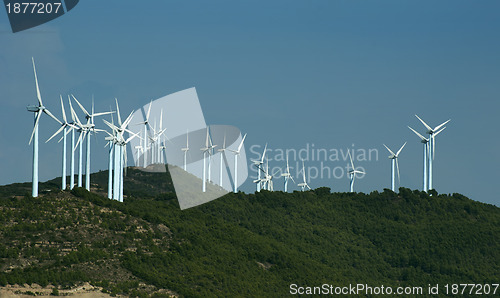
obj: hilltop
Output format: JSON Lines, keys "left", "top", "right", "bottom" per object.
{"left": 0, "top": 167, "right": 499, "bottom": 297}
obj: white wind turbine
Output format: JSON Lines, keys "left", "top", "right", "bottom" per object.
{"left": 46, "top": 95, "right": 77, "bottom": 190}
{"left": 251, "top": 144, "right": 267, "bottom": 192}
{"left": 408, "top": 126, "right": 446, "bottom": 192}
{"left": 228, "top": 133, "right": 247, "bottom": 193}
{"left": 415, "top": 115, "right": 450, "bottom": 191}
{"left": 347, "top": 151, "right": 364, "bottom": 192}
{"left": 72, "top": 95, "right": 113, "bottom": 191}
{"left": 261, "top": 158, "right": 275, "bottom": 191}
{"left": 26, "top": 58, "right": 62, "bottom": 197}
{"left": 383, "top": 142, "right": 407, "bottom": 191}
{"left": 200, "top": 127, "right": 216, "bottom": 192}
{"left": 181, "top": 130, "right": 189, "bottom": 171}
{"left": 103, "top": 99, "right": 136, "bottom": 202}
{"left": 281, "top": 153, "right": 295, "bottom": 192}
{"left": 296, "top": 160, "right": 311, "bottom": 191}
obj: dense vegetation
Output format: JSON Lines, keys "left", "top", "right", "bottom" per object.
{"left": 0, "top": 168, "right": 498, "bottom": 297}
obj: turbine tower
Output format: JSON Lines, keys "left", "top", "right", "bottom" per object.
{"left": 228, "top": 133, "right": 247, "bottom": 193}
{"left": 347, "top": 151, "right": 364, "bottom": 192}
{"left": 281, "top": 153, "right": 295, "bottom": 192}
{"left": 296, "top": 160, "right": 311, "bottom": 191}
{"left": 383, "top": 142, "right": 407, "bottom": 191}
{"left": 217, "top": 133, "right": 227, "bottom": 188}
{"left": 415, "top": 115, "right": 450, "bottom": 191}
{"left": 26, "top": 58, "right": 62, "bottom": 197}
{"left": 181, "top": 130, "right": 189, "bottom": 171}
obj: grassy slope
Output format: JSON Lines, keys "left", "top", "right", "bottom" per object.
{"left": 0, "top": 169, "right": 498, "bottom": 297}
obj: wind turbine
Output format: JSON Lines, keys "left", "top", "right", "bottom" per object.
{"left": 200, "top": 127, "right": 217, "bottom": 192}
{"left": 296, "top": 160, "right": 311, "bottom": 191}
{"left": 347, "top": 151, "right": 364, "bottom": 192}
{"left": 181, "top": 130, "right": 189, "bottom": 171}
{"left": 228, "top": 133, "right": 247, "bottom": 193}
{"left": 281, "top": 153, "right": 295, "bottom": 192}
{"left": 46, "top": 95, "right": 77, "bottom": 190}
{"left": 26, "top": 58, "right": 62, "bottom": 197}
{"left": 383, "top": 142, "right": 407, "bottom": 191}
{"left": 251, "top": 144, "right": 267, "bottom": 192}
{"left": 408, "top": 126, "right": 429, "bottom": 191}
{"left": 262, "top": 158, "right": 275, "bottom": 191}
{"left": 103, "top": 99, "right": 136, "bottom": 202}
{"left": 415, "top": 115, "right": 450, "bottom": 191}
{"left": 72, "top": 95, "right": 113, "bottom": 191}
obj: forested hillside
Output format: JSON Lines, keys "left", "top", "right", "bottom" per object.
{"left": 0, "top": 168, "right": 498, "bottom": 297}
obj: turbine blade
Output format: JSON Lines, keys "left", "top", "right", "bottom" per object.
{"left": 146, "top": 100, "right": 152, "bottom": 120}
{"left": 60, "top": 95, "right": 67, "bottom": 124}
{"left": 434, "top": 119, "right": 451, "bottom": 132}
{"left": 415, "top": 115, "right": 432, "bottom": 132}
{"left": 205, "top": 127, "right": 209, "bottom": 148}
{"left": 348, "top": 150, "right": 355, "bottom": 170}
{"left": 72, "top": 94, "right": 90, "bottom": 117}
{"left": 121, "top": 110, "right": 135, "bottom": 129}
{"left": 408, "top": 126, "right": 427, "bottom": 141}
{"left": 32, "top": 58, "right": 43, "bottom": 106}
{"left": 159, "top": 109, "right": 163, "bottom": 130}
{"left": 43, "top": 108, "right": 62, "bottom": 125}
{"left": 115, "top": 98, "right": 122, "bottom": 126}
{"left": 46, "top": 125, "right": 65, "bottom": 143}
{"left": 70, "top": 95, "right": 83, "bottom": 125}
{"left": 396, "top": 158, "right": 401, "bottom": 183}
{"left": 125, "top": 132, "right": 140, "bottom": 143}
{"left": 302, "top": 160, "right": 306, "bottom": 182}
{"left": 261, "top": 143, "right": 268, "bottom": 163}
{"left": 74, "top": 131, "right": 84, "bottom": 151}
{"left": 29, "top": 112, "right": 42, "bottom": 145}
{"left": 434, "top": 126, "right": 446, "bottom": 137}
{"left": 237, "top": 133, "right": 247, "bottom": 152}
{"left": 92, "top": 111, "right": 114, "bottom": 117}
{"left": 383, "top": 144, "right": 395, "bottom": 156}
{"left": 396, "top": 142, "right": 407, "bottom": 156}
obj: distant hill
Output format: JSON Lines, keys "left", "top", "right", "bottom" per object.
{"left": 0, "top": 167, "right": 499, "bottom": 297}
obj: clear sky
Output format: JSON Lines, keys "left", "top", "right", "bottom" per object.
{"left": 0, "top": 0, "right": 499, "bottom": 206}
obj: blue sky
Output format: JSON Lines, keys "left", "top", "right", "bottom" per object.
{"left": 0, "top": 1, "right": 499, "bottom": 206}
